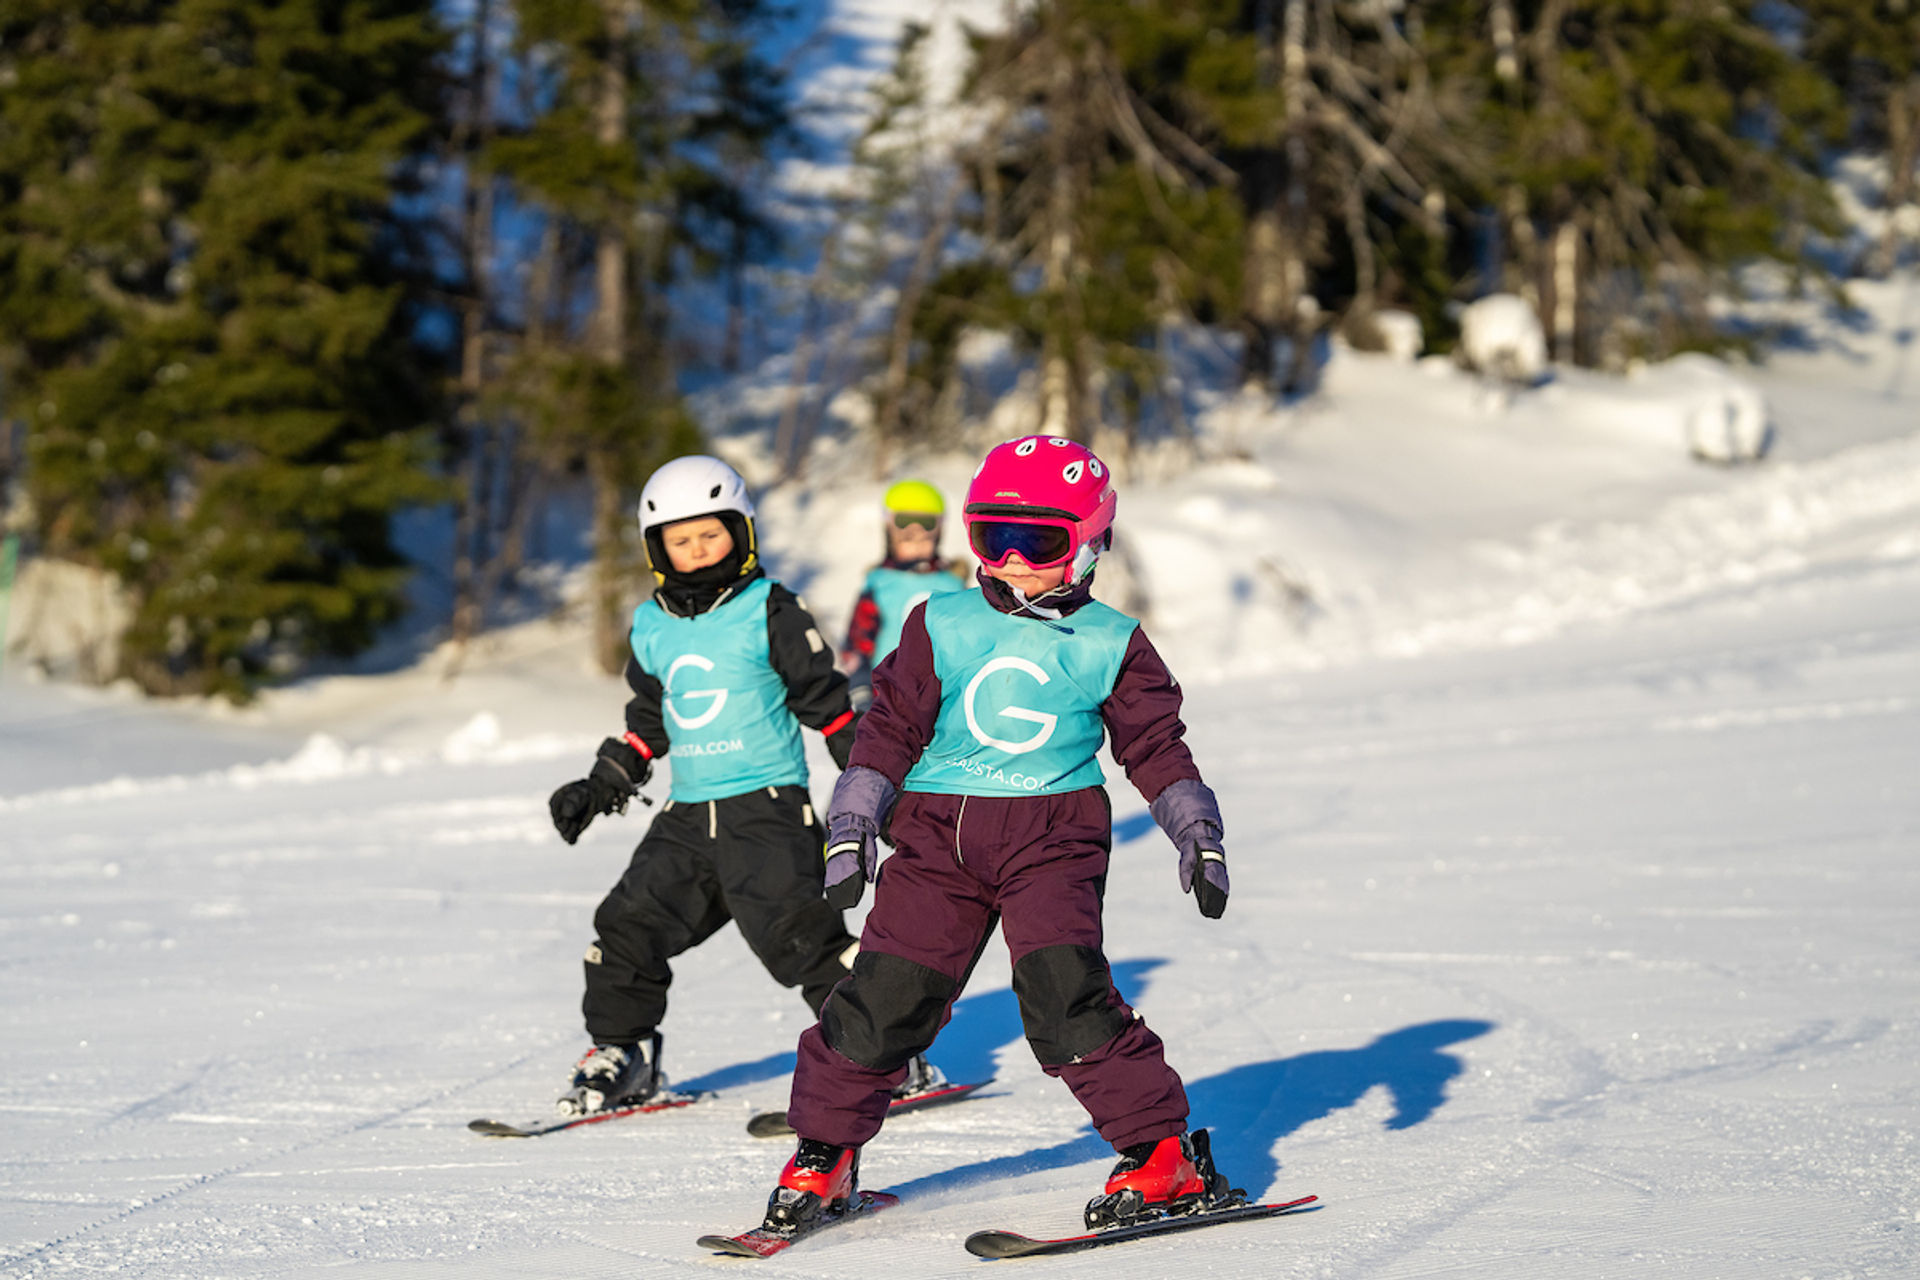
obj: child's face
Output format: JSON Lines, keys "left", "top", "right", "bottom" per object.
{"left": 986, "top": 553, "right": 1067, "bottom": 596}
{"left": 661, "top": 516, "right": 734, "bottom": 574}
{"left": 887, "top": 518, "right": 937, "bottom": 562}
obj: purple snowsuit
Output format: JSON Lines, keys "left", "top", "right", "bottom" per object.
{"left": 786, "top": 572, "right": 1204, "bottom": 1153}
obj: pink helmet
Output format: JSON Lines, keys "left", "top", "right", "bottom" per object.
{"left": 963, "top": 435, "right": 1117, "bottom": 586}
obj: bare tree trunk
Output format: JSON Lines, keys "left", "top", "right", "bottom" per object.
{"left": 1504, "top": 185, "right": 1538, "bottom": 304}
{"left": 1490, "top": 0, "right": 1519, "bottom": 85}
{"left": 722, "top": 216, "right": 747, "bottom": 374}
{"left": 473, "top": 427, "right": 539, "bottom": 624}
{"left": 1238, "top": 0, "right": 1283, "bottom": 389}
{"left": 589, "top": 0, "right": 633, "bottom": 676}
{"left": 774, "top": 228, "right": 837, "bottom": 482}
{"left": 445, "top": 0, "right": 495, "bottom": 672}
{"left": 1243, "top": 202, "right": 1284, "bottom": 387}
{"left": 588, "top": 443, "right": 629, "bottom": 674}
{"left": 1277, "top": 0, "right": 1311, "bottom": 392}
{"left": 1551, "top": 219, "right": 1578, "bottom": 364}
{"left": 1423, "top": 185, "right": 1446, "bottom": 243}
{"left": 1344, "top": 181, "right": 1376, "bottom": 311}
{"left": 1876, "top": 78, "right": 1920, "bottom": 278}
{"left": 1039, "top": 42, "right": 1081, "bottom": 439}
{"left": 874, "top": 173, "right": 965, "bottom": 456}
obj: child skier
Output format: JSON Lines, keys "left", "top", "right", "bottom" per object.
{"left": 838, "top": 479, "right": 970, "bottom": 712}
{"left": 757, "top": 435, "right": 1236, "bottom": 1234}
{"left": 545, "top": 454, "right": 943, "bottom": 1116}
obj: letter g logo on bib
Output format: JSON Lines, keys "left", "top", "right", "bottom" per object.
{"left": 963, "top": 656, "right": 1059, "bottom": 754}
{"left": 665, "top": 653, "right": 729, "bottom": 729}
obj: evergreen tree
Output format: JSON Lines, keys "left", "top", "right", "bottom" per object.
{"left": 1802, "top": 0, "right": 1920, "bottom": 276}
{"left": 819, "top": 21, "right": 947, "bottom": 478}
{"left": 919, "top": 0, "right": 1243, "bottom": 446}
{"left": 1210, "top": 1, "right": 1477, "bottom": 387}
{"left": 1431, "top": 0, "right": 1844, "bottom": 365}
{"left": 0, "top": 0, "right": 448, "bottom": 700}
{"left": 489, "top": 0, "right": 781, "bottom": 673}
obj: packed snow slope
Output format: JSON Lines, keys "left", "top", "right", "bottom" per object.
{"left": 4, "top": 276, "right": 1920, "bottom": 1276}
{"left": 3, "top": 499, "right": 1917, "bottom": 1280}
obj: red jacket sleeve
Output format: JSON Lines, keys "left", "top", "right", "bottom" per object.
{"left": 841, "top": 589, "right": 881, "bottom": 664}
{"left": 1102, "top": 627, "right": 1204, "bottom": 803}
{"left": 846, "top": 603, "right": 942, "bottom": 787}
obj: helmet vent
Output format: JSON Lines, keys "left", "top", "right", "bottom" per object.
{"left": 709, "top": 484, "right": 722, "bottom": 498}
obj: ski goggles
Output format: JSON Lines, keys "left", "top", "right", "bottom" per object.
{"left": 967, "top": 517, "right": 1078, "bottom": 570}
{"left": 890, "top": 512, "right": 940, "bottom": 532}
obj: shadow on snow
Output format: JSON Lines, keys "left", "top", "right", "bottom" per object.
{"left": 674, "top": 959, "right": 1169, "bottom": 1099}
{"left": 884, "top": 1016, "right": 1495, "bottom": 1205}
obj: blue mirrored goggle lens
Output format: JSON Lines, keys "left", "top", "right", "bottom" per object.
{"left": 969, "top": 521, "right": 1072, "bottom": 566}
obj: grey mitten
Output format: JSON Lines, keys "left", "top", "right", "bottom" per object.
{"left": 823, "top": 765, "right": 896, "bottom": 910}
{"left": 1150, "top": 778, "right": 1230, "bottom": 919}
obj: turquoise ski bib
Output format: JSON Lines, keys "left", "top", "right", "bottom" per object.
{"left": 866, "top": 565, "right": 968, "bottom": 661}
{"left": 629, "top": 578, "right": 808, "bottom": 803}
{"left": 904, "top": 589, "right": 1137, "bottom": 797}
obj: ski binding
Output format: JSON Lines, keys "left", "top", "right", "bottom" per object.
{"left": 698, "top": 1189, "right": 899, "bottom": 1257}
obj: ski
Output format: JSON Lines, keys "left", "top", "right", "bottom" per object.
{"left": 963, "top": 1194, "right": 1319, "bottom": 1259}
{"left": 746, "top": 1079, "right": 992, "bottom": 1139}
{"left": 698, "top": 1189, "right": 900, "bottom": 1258}
{"left": 467, "top": 1089, "right": 710, "bottom": 1138}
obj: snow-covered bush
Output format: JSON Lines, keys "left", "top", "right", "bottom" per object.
{"left": 1647, "top": 353, "right": 1773, "bottom": 463}
{"left": 1553, "top": 353, "right": 1774, "bottom": 463}
{"left": 1457, "top": 293, "right": 1547, "bottom": 386}
{"left": 1370, "top": 309, "right": 1424, "bottom": 362}
{"left": 1346, "top": 308, "right": 1425, "bottom": 362}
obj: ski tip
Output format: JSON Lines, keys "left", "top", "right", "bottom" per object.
{"left": 697, "top": 1233, "right": 770, "bottom": 1257}
{"left": 964, "top": 1229, "right": 1039, "bottom": 1259}
{"left": 745, "top": 1110, "right": 794, "bottom": 1139}
{"left": 466, "top": 1119, "right": 532, "bottom": 1137}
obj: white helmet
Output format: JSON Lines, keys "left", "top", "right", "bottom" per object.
{"left": 638, "top": 454, "right": 755, "bottom": 533}
{"left": 637, "top": 455, "right": 759, "bottom": 585}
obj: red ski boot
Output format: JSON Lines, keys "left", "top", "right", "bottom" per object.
{"left": 763, "top": 1138, "right": 859, "bottom": 1234}
{"left": 1084, "top": 1131, "right": 1208, "bottom": 1228}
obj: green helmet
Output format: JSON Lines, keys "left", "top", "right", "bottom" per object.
{"left": 882, "top": 479, "right": 945, "bottom": 517}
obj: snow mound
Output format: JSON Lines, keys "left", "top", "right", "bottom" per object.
{"left": 1458, "top": 294, "right": 1547, "bottom": 385}
{"left": 1648, "top": 354, "right": 1772, "bottom": 462}
{"left": 1368, "top": 309, "right": 1425, "bottom": 363}
{"left": 0, "top": 722, "right": 594, "bottom": 812}
{"left": 1546, "top": 354, "right": 1772, "bottom": 462}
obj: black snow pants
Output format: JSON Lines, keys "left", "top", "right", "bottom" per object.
{"left": 582, "top": 784, "right": 855, "bottom": 1044}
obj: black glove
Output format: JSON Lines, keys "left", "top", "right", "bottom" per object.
{"left": 548, "top": 738, "right": 651, "bottom": 845}
{"left": 1184, "top": 843, "right": 1230, "bottom": 919}
{"left": 825, "top": 712, "right": 861, "bottom": 771}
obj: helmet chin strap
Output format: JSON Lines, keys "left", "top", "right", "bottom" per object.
{"left": 1008, "top": 584, "right": 1072, "bottom": 632}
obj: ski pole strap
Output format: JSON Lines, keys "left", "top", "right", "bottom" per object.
{"left": 622, "top": 731, "right": 654, "bottom": 760}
